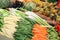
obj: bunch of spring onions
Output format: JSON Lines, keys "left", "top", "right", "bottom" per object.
{"left": 12, "top": 8, "right": 52, "bottom": 27}
{"left": 25, "top": 11, "right": 52, "bottom": 27}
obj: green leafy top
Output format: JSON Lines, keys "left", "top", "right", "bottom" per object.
{"left": 14, "top": 18, "right": 35, "bottom": 40}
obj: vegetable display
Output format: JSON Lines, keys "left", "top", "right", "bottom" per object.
{"left": 0, "top": 0, "right": 60, "bottom": 39}
{"left": 0, "top": 8, "right": 59, "bottom": 40}
{"left": 0, "top": 0, "right": 60, "bottom": 40}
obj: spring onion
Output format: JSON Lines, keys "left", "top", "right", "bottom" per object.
{"left": 25, "top": 11, "right": 52, "bottom": 27}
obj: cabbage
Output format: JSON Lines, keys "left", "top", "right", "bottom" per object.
{"left": 24, "top": 2, "right": 36, "bottom": 11}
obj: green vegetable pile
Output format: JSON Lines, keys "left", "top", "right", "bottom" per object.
{"left": 47, "top": 27, "right": 59, "bottom": 40}
{"left": 13, "top": 18, "right": 35, "bottom": 40}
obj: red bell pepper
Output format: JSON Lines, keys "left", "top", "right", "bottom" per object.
{"left": 55, "top": 24, "right": 60, "bottom": 32}
{"left": 55, "top": 24, "right": 60, "bottom": 37}
{"left": 56, "top": 0, "right": 60, "bottom": 8}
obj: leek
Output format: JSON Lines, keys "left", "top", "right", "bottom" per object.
{"left": 25, "top": 11, "right": 52, "bottom": 27}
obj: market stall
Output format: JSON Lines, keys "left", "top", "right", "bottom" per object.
{"left": 0, "top": 0, "right": 60, "bottom": 40}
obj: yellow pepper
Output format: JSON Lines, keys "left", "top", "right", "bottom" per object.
{"left": 34, "top": 0, "right": 40, "bottom": 3}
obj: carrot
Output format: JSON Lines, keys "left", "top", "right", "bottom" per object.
{"left": 32, "top": 24, "right": 47, "bottom": 35}
{"left": 32, "top": 34, "right": 47, "bottom": 40}
{"left": 32, "top": 24, "right": 47, "bottom": 40}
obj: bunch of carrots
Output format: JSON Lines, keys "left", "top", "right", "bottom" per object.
{"left": 32, "top": 24, "right": 48, "bottom": 40}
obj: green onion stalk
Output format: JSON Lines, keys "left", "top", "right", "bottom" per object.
{"left": 25, "top": 11, "right": 52, "bottom": 27}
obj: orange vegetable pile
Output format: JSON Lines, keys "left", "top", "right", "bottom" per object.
{"left": 32, "top": 24, "right": 47, "bottom": 40}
